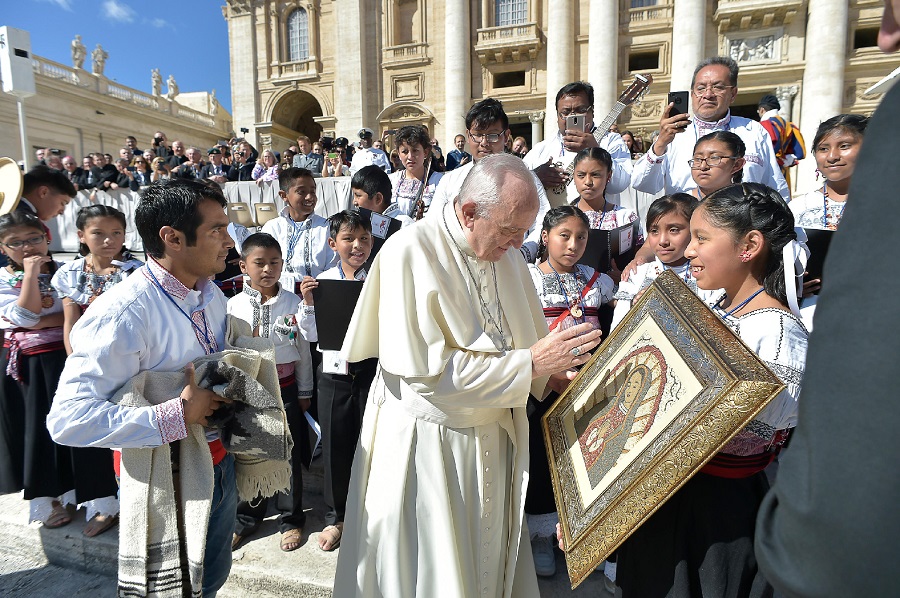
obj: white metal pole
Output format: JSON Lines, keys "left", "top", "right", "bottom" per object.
{"left": 17, "top": 96, "right": 29, "bottom": 169}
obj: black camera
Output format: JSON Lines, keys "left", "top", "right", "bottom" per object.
{"left": 235, "top": 150, "right": 245, "bottom": 157}
{"left": 50, "top": 148, "right": 61, "bottom": 155}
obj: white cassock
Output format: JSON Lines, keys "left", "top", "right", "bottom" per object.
{"left": 334, "top": 200, "right": 549, "bottom": 598}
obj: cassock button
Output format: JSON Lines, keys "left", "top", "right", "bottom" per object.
{"left": 484, "top": 450, "right": 490, "bottom": 457}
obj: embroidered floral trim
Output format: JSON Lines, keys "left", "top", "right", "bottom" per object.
{"left": 155, "top": 398, "right": 188, "bottom": 444}
{"left": 145, "top": 258, "right": 190, "bottom": 300}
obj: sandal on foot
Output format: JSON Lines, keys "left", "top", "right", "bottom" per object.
{"left": 83, "top": 514, "right": 118, "bottom": 537}
{"left": 317, "top": 523, "right": 343, "bottom": 552}
{"left": 280, "top": 528, "right": 304, "bottom": 552}
{"left": 44, "top": 502, "right": 72, "bottom": 529}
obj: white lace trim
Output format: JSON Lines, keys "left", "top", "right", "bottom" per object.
{"left": 526, "top": 511, "right": 559, "bottom": 540}
{"left": 28, "top": 490, "right": 77, "bottom": 524}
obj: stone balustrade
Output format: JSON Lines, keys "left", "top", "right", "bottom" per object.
{"left": 30, "top": 55, "right": 224, "bottom": 131}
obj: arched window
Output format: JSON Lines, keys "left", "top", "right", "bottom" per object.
{"left": 287, "top": 8, "right": 309, "bottom": 62}
{"left": 496, "top": 0, "right": 527, "bottom": 26}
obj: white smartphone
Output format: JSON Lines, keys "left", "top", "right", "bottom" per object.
{"left": 565, "top": 113, "right": 586, "bottom": 132}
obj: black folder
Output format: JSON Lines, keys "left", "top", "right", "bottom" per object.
{"left": 803, "top": 228, "right": 834, "bottom": 290}
{"left": 312, "top": 279, "right": 364, "bottom": 350}
{"left": 577, "top": 221, "right": 640, "bottom": 272}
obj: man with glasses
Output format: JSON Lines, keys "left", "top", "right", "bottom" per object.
{"left": 631, "top": 56, "right": 788, "bottom": 199}
{"left": 427, "top": 98, "right": 551, "bottom": 263}
{"left": 523, "top": 81, "right": 633, "bottom": 204}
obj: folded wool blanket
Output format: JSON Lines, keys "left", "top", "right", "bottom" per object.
{"left": 115, "top": 316, "right": 292, "bottom": 598}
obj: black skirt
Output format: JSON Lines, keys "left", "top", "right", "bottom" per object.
{"left": 615, "top": 471, "right": 774, "bottom": 598}
{"left": 0, "top": 348, "right": 117, "bottom": 502}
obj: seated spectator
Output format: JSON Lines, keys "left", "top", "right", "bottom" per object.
{"left": 228, "top": 141, "right": 257, "bottom": 182}
{"left": 252, "top": 149, "right": 281, "bottom": 184}
{"left": 142, "top": 148, "right": 157, "bottom": 165}
{"left": 131, "top": 155, "right": 153, "bottom": 188}
{"left": 172, "top": 147, "right": 205, "bottom": 180}
{"left": 151, "top": 130, "right": 172, "bottom": 159}
{"left": 312, "top": 141, "right": 324, "bottom": 156}
{"left": 166, "top": 140, "right": 188, "bottom": 169}
{"left": 292, "top": 135, "right": 324, "bottom": 175}
{"left": 322, "top": 147, "right": 350, "bottom": 177}
{"left": 445, "top": 134, "right": 472, "bottom": 171}
{"left": 150, "top": 157, "right": 171, "bottom": 181}
{"left": 75, "top": 156, "right": 102, "bottom": 190}
{"left": 112, "top": 158, "right": 135, "bottom": 190}
{"left": 61, "top": 156, "right": 82, "bottom": 187}
{"left": 621, "top": 130, "right": 640, "bottom": 159}
{"left": 125, "top": 135, "right": 142, "bottom": 157}
{"left": 281, "top": 148, "right": 296, "bottom": 170}
{"left": 200, "top": 147, "right": 231, "bottom": 183}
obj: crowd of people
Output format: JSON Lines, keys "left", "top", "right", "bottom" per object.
{"left": 2, "top": 3, "right": 897, "bottom": 594}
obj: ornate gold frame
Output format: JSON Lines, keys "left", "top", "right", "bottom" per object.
{"left": 543, "top": 270, "right": 785, "bottom": 589}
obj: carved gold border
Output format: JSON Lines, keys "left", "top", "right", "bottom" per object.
{"left": 542, "top": 270, "right": 785, "bottom": 589}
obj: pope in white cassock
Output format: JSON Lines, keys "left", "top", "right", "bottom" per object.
{"left": 333, "top": 153, "right": 602, "bottom": 597}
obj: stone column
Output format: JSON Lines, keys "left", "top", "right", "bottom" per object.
{"left": 588, "top": 0, "right": 618, "bottom": 119}
{"left": 445, "top": 0, "right": 471, "bottom": 141}
{"left": 545, "top": 1, "right": 576, "bottom": 139}
{"left": 669, "top": 0, "right": 706, "bottom": 91}
{"left": 529, "top": 111, "right": 545, "bottom": 145}
{"left": 481, "top": 0, "right": 491, "bottom": 29}
{"left": 333, "top": 0, "right": 367, "bottom": 135}
{"left": 225, "top": 2, "right": 260, "bottom": 142}
{"left": 797, "top": 0, "right": 848, "bottom": 186}
{"left": 775, "top": 84, "right": 799, "bottom": 121}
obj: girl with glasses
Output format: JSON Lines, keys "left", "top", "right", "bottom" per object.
{"left": 689, "top": 131, "right": 746, "bottom": 200}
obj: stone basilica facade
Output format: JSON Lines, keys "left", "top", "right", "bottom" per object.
{"left": 224, "top": 0, "right": 893, "bottom": 178}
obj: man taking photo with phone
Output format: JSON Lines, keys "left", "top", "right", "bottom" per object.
{"left": 631, "top": 56, "right": 788, "bottom": 199}
{"left": 523, "top": 81, "right": 633, "bottom": 204}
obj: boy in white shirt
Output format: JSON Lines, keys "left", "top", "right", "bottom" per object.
{"left": 351, "top": 165, "right": 413, "bottom": 227}
{"left": 261, "top": 167, "right": 336, "bottom": 293}
{"left": 228, "top": 232, "right": 313, "bottom": 552}
{"left": 297, "top": 211, "right": 378, "bottom": 552}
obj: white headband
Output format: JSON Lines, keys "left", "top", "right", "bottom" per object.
{"left": 783, "top": 227, "right": 810, "bottom": 318}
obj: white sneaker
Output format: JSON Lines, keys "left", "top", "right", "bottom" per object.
{"left": 531, "top": 535, "right": 556, "bottom": 577}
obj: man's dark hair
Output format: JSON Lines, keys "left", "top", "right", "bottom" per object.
{"left": 279, "top": 167, "right": 315, "bottom": 193}
{"left": 239, "top": 232, "right": 282, "bottom": 260}
{"left": 555, "top": 82, "right": 594, "bottom": 111}
{"left": 691, "top": 56, "right": 740, "bottom": 87}
{"left": 465, "top": 98, "right": 509, "bottom": 131}
{"left": 135, "top": 178, "right": 227, "bottom": 259}
{"left": 22, "top": 165, "right": 76, "bottom": 198}
{"left": 328, "top": 209, "right": 371, "bottom": 240}
{"left": 350, "top": 166, "right": 392, "bottom": 204}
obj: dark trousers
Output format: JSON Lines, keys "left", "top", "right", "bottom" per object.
{"left": 234, "top": 382, "right": 306, "bottom": 535}
{"left": 317, "top": 358, "right": 377, "bottom": 526}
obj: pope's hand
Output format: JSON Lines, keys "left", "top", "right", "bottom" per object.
{"left": 531, "top": 322, "right": 602, "bottom": 379}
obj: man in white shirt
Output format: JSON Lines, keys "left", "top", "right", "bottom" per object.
{"left": 428, "top": 98, "right": 551, "bottom": 263}
{"left": 349, "top": 127, "right": 392, "bottom": 175}
{"left": 631, "top": 56, "right": 789, "bottom": 200}
{"left": 48, "top": 179, "right": 237, "bottom": 597}
{"left": 523, "top": 81, "right": 633, "bottom": 205}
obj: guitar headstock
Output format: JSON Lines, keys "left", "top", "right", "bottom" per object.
{"left": 618, "top": 74, "right": 653, "bottom": 107}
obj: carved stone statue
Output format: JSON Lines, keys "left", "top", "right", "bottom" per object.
{"left": 209, "top": 89, "right": 218, "bottom": 116}
{"left": 151, "top": 69, "right": 162, "bottom": 96}
{"left": 71, "top": 35, "right": 86, "bottom": 70}
{"left": 165, "top": 75, "right": 179, "bottom": 101}
{"left": 91, "top": 44, "right": 108, "bottom": 76}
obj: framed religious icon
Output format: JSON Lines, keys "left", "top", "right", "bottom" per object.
{"left": 543, "top": 270, "right": 786, "bottom": 588}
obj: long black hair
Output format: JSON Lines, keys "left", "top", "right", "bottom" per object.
{"left": 645, "top": 193, "right": 699, "bottom": 231}
{"left": 76, "top": 204, "right": 128, "bottom": 256}
{"left": 536, "top": 205, "right": 589, "bottom": 262}
{"left": 0, "top": 211, "right": 56, "bottom": 273}
{"left": 702, "top": 183, "right": 797, "bottom": 305}
{"left": 812, "top": 114, "right": 868, "bottom": 151}
{"left": 694, "top": 131, "right": 746, "bottom": 183}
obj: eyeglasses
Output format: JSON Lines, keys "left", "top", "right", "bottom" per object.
{"left": 557, "top": 107, "right": 592, "bottom": 118}
{"left": 692, "top": 84, "right": 735, "bottom": 96}
{"left": 688, "top": 155, "right": 736, "bottom": 168}
{"left": 3, "top": 234, "right": 46, "bottom": 250}
{"left": 468, "top": 132, "right": 504, "bottom": 144}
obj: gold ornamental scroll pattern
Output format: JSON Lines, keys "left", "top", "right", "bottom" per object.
{"left": 543, "top": 271, "right": 785, "bottom": 589}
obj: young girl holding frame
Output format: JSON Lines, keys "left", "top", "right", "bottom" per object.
{"left": 612, "top": 183, "right": 809, "bottom": 597}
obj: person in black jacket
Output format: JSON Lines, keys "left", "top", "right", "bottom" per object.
{"left": 228, "top": 141, "right": 256, "bottom": 182}
{"left": 755, "top": 2, "right": 900, "bottom": 596}
{"left": 199, "top": 147, "right": 232, "bottom": 183}
{"left": 74, "top": 156, "right": 103, "bottom": 190}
